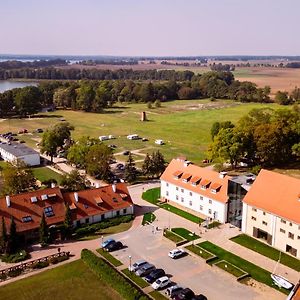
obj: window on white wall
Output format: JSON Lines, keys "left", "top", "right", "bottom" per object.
{"left": 166, "top": 183, "right": 169, "bottom": 187}
{"left": 200, "top": 205, "right": 203, "bottom": 211}
{"left": 176, "top": 187, "right": 179, "bottom": 191}
{"left": 251, "top": 216, "right": 256, "bottom": 221}
{"left": 166, "top": 191, "right": 169, "bottom": 196}
{"left": 209, "top": 199, "right": 212, "bottom": 204}
{"left": 262, "top": 221, "right": 267, "bottom": 226}
{"left": 189, "top": 192, "right": 192, "bottom": 196}
{"left": 200, "top": 196, "right": 203, "bottom": 200}
{"left": 189, "top": 200, "right": 192, "bottom": 206}
{"left": 181, "top": 188, "right": 184, "bottom": 193}
{"left": 181, "top": 197, "right": 184, "bottom": 203}
{"left": 288, "top": 232, "right": 294, "bottom": 239}
{"left": 280, "top": 228, "right": 285, "bottom": 233}
{"left": 176, "top": 195, "right": 179, "bottom": 200}
{"left": 208, "top": 209, "right": 212, "bottom": 214}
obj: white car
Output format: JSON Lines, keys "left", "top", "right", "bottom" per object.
{"left": 152, "top": 276, "right": 170, "bottom": 290}
{"left": 168, "top": 248, "right": 185, "bottom": 259}
{"left": 155, "top": 139, "right": 164, "bottom": 145}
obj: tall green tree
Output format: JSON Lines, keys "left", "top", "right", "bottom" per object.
{"left": 142, "top": 153, "right": 152, "bottom": 177}
{"left": 1, "top": 161, "right": 36, "bottom": 195}
{"left": 8, "top": 217, "right": 18, "bottom": 254}
{"left": 39, "top": 214, "right": 49, "bottom": 246}
{"left": 64, "top": 204, "right": 73, "bottom": 239}
{"left": 0, "top": 217, "right": 8, "bottom": 253}
{"left": 61, "top": 170, "right": 90, "bottom": 192}
{"left": 152, "top": 151, "right": 166, "bottom": 177}
{"left": 124, "top": 153, "right": 137, "bottom": 183}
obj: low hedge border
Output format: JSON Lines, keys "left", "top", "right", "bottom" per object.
{"left": 81, "top": 249, "right": 150, "bottom": 300}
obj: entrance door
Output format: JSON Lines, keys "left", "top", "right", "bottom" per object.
{"left": 286, "top": 245, "right": 297, "bottom": 257}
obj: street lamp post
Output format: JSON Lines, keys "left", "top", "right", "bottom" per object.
{"left": 129, "top": 255, "right": 132, "bottom": 272}
{"left": 101, "top": 235, "right": 104, "bottom": 247}
{"left": 168, "top": 207, "right": 171, "bottom": 230}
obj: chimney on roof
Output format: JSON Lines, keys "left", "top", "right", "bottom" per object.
{"left": 184, "top": 160, "right": 192, "bottom": 167}
{"left": 112, "top": 183, "right": 116, "bottom": 193}
{"left": 51, "top": 182, "right": 56, "bottom": 188}
{"left": 74, "top": 192, "right": 79, "bottom": 203}
{"left": 5, "top": 195, "right": 11, "bottom": 207}
{"left": 95, "top": 182, "right": 100, "bottom": 188}
{"left": 219, "top": 171, "right": 227, "bottom": 179}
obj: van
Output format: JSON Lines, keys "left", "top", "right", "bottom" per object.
{"left": 127, "top": 134, "right": 139, "bottom": 140}
{"left": 155, "top": 139, "right": 164, "bottom": 145}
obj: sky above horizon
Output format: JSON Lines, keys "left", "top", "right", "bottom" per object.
{"left": 1, "top": 0, "right": 299, "bottom": 56}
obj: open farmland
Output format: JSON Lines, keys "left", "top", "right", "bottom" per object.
{"left": 0, "top": 100, "right": 281, "bottom": 165}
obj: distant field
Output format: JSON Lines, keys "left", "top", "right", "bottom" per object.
{"left": 0, "top": 100, "right": 282, "bottom": 164}
{"left": 0, "top": 260, "right": 123, "bottom": 300}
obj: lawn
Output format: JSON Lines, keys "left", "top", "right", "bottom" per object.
{"left": 0, "top": 260, "right": 123, "bottom": 300}
{"left": 32, "top": 166, "right": 63, "bottom": 184}
{"left": 231, "top": 234, "right": 300, "bottom": 272}
{"left": 0, "top": 101, "right": 281, "bottom": 164}
{"left": 122, "top": 269, "right": 150, "bottom": 288}
{"left": 171, "top": 228, "right": 199, "bottom": 241}
{"left": 198, "top": 241, "right": 288, "bottom": 294}
{"left": 164, "top": 229, "right": 184, "bottom": 243}
{"left": 214, "top": 260, "right": 247, "bottom": 278}
{"left": 185, "top": 244, "right": 214, "bottom": 260}
{"left": 142, "top": 188, "right": 203, "bottom": 224}
{"left": 149, "top": 290, "right": 169, "bottom": 300}
{"left": 142, "top": 212, "right": 156, "bottom": 225}
{"left": 97, "top": 248, "right": 123, "bottom": 267}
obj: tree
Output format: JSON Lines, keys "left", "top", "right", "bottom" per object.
{"left": 39, "top": 214, "right": 49, "bottom": 246}
{"left": 76, "top": 82, "right": 95, "bottom": 111}
{"left": 0, "top": 217, "right": 8, "bottom": 253}
{"left": 1, "top": 161, "right": 36, "bottom": 195}
{"left": 8, "top": 217, "right": 18, "bottom": 254}
{"left": 64, "top": 204, "right": 73, "bottom": 239}
{"left": 142, "top": 153, "right": 152, "bottom": 177}
{"left": 40, "top": 122, "right": 74, "bottom": 162}
{"left": 275, "top": 91, "right": 292, "bottom": 105}
{"left": 85, "top": 144, "right": 113, "bottom": 180}
{"left": 291, "top": 87, "right": 300, "bottom": 103}
{"left": 61, "top": 170, "right": 90, "bottom": 192}
{"left": 210, "top": 121, "right": 234, "bottom": 141}
{"left": 124, "top": 153, "right": 137, "bottom": 183}
{"left": 152, "top": 151, "right": 166, "bottom": 177}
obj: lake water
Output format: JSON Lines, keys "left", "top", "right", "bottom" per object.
{"left": 0, "top": 81, "right": 38, "bottom": 93}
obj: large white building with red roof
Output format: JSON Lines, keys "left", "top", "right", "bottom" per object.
{"left": 0, "top": 183, "right": 134, "bottom": 243}
{"left": 160, "top": 158, "right": 248, "bottom": 224}
{"left": 242, "top": 169, "right": 300, "bottom": 258}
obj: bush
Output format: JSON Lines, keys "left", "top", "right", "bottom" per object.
{"left": 0, "top": 250, "right": 30, "bottom": 263}
{"left": 32, "top": 261, "right": 49, "bottom": 269}
{"left": 75, "top": 215, "right": 134, "bottom": 237}
{"left": 50, "top": 255, "right": 69, "bottom": 265}
{"left": 7, "top": 269, "right": 22, "bottom": 277}
{"left": 81, "top": 249, "right": 149, "bottom": 300}
{"left": 0, "top": 273, "right": 7, "bottom": 281}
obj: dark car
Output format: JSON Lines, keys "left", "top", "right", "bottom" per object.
{"left": 174, "top": 288, "right": 195, "bottom": 300}
{"left": 165, "top": 285, "right": 183, "bottom": 298}
{"left": 145, "top": 268, "right": 165, "bottom": 283}
{"left": 36, "top": 128, "right": 43, "bottom": 133}
{"left": 192, "top": 295, "right": 207, "bottom": 300}
{"left": 122, "top": 150, "right": 130, "bottom": 155}
{"left": 135, "top": 263, "right": 155, "bottom": 277}
{"left": 104, "top": 241, "right": 123, "bottom": 252}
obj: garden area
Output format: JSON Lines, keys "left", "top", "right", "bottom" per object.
{"left": 171, "top": 228, "right": 199, "bottom": 241}
{"left": 185, "top": 244, "right": 214, "bottom": 260}
{"left": 231, "top": 234, "right": 300, "bottom": 272}
{"left": 142, "top": 212, "right": 156, "bottom": 225}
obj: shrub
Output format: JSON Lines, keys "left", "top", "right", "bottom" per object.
{"left": 32, "top": 261, "right": 49, "bottom": 269}
{"left": 50, "top": 255, "right": 69, "bottom": 265}
{"left": 81, "top": 249, "right": 149, "bottom": 300}
{"left": 7, "top": 269, "right": 22, "bottom": 277}
{"left": 0, "top": 273, "right": 7, "bottom": 281}
{"left": 0, "top": 250, "right": 30, "bottom": 263}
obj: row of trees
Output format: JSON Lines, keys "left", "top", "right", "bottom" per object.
{"left": 209, "top": 106, "right": 300, "bottom": 167}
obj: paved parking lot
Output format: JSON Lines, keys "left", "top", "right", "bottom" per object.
{"left": 111, "top": 223, "right": 284, "bottom": 300}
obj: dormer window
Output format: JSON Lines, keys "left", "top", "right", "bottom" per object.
{"left": 211, "top": 189, "right": 217, "bottom": 194}
{"left": 181, "top": 173, "right": 192, "bottom": 183}
{"left": 173, "top": 171, "right": 183, "bottom": 179}
{"left": 22, "top": 216, "right": 32, "bottom": 223}
{"left": 210, "top": 183, "right": 221, "bottom": 194}
{"left": 44, "top": 206, "right": 54, "bottom": 217}
{"left": 190, "top": 176, "right": 201, "bottom": 186}
{"left": 31, "top": 196, "right": 38, "bottom": 203}
{"left": 200, "top": 179, "right": 211, "bottom": 190}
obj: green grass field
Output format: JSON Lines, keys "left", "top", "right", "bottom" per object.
{"left": 142, "top": 212, "right": 156, "bottom": 225}
{"left": 214, "top": 260, "right": 247, "bottom": 277}
{"left": 97, "top": 249, "right": 123, "bottom": 267}
{"left": 0, "top": 100, "right": 280, "bottom": 164}
{"left": 185, "top": 244, "right": 214, "bottom": 260}
{"left": 164, "top": 229, "right": 184, "bottom": 243}
{"left": 32, "top": 166, "right": 63, "bottom": 184}
{"left": 171, "top": 228, "right": 199, "bottom": 241}
{"left": 231, "top": 234, "right": 300, "bottom": 272}
{"left": 0, "top": 260, "right": 123, "bottom": 300}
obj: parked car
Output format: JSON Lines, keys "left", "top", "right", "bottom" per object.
{"left": 122, "top": 150, "right": 130, "bottom": 155}
{"left": 142, "top": 137, "right": 148, "bottom": 142}
{"left": 145, "top": 268, "right": 165, "bottom": 283}
{"left": 18, "top": 128, "right": 28, "bottom": 134}
{"left": 168, "top": 248, "right": 186, "bottom": 259}
{"left": 155, "top": 139, "right": 164, "bottom": 145}
{"left": 152, "top": 276, "right": 170, "bottom": 290}
{"left": 127, "top": 134, "right": 139, "bottom": 140}
{"left": 35, "top": 128, "right": 43, "bottom": 133}
{"left": 165, "top": 285, "right": 183, "bottom": 298}
{"left": 104, "top": 241, "right": 123, "bottom": 252}
{"left": 135, "top": 263, "right": 155, "bottom": 277}
{"left": 101, "top": 238, "right": 115, "bottom": 248}
{"left": 108, "top": 144, "right": 117, "bottom": 149}
{"left": 192, "top": 295, "right": 207, "bottom": 300}
{"left": 128, "top": 259, "right": 148, "bottom": 272}
{"left": 174, "top": 288, "right": 195, "bottom": 300}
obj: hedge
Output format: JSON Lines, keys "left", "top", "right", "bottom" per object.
{"left": 32, "top": 261, "right": 50, "bottom": 269}
{"left": 75, "top": 215, "right": 134, "bottom": 237}
{"left": 49, "top": 255, "right": 69, "bottom": 265}
{"left": 81, "top": 249, "right": 149, "bottom": 300}
{"left": 0, "top": 250, "right": 30, "bottom": 263}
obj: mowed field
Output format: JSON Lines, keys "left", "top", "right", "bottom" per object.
{"left": 0, "top": 260, "right": 123, "bottom": 300}
{"left": 0, "top": 100, "right": 281, "bottom": 164}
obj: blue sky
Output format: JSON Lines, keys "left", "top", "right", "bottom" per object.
{"left": 0, "top": 0, "right": 299, "bottom": 56}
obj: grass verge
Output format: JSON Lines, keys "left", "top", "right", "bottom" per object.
{"left": 214, "top": 260, "right": 247, "bottom": 277}
{"left": 231, "top": 234, "right": 300, "bottom": 272}
{"left": 142, "top": 212, "right": 156, "bottom": 225}
{"left": 208, "top": 221, "right": 221, "bottom": 229}
{"left": 172, "top": 228, "right": 199, "bottom": 241}
{"left": 81, "top": 249, "right": 149, "bottom": 300}
{"left": 97, "top": 249, "right": 123, "bottom": 267}
{"left": 164, "top": 230, "right": 184, "bottom": 243}
{"left": 185, "top": 244, "right": 214, "bottom": 260}
{"left": 142, "top": 188, "right": 204, "bottom": 224}
{"left": 198, "top": 241, "right": 288, "bottom": 294}
{"left": 122, "top": 269, "right": 150, "bottom": 288}
{"left": 0, "top": 260, "right": 124, "bottom": 300}
{"left": 149, "top": 290, "right": 169, "bottom": 300}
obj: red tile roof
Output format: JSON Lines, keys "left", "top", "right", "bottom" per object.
{"left": 160, "top": 158, "right": 230, "bottom": 203}
{"left": 0, "top": 183, "right": 133, "bottom": 234}
{"left": 181, "top": 173, "right": 192, "bottom": 181}
{"left": 243, "top": 169, "right": 300, "bottom": 224}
